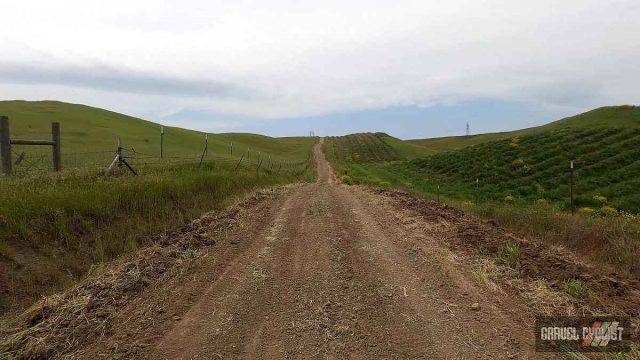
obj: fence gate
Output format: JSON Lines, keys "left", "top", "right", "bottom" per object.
{"left": 0, "top": 116, "right": 61, "bottom": 176}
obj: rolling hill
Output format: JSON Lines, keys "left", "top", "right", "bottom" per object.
{"left": 408, "top": 105, "right": 640, "bottom": 154}
{"left": 327, "top": 105, "right": 640, "bottom": 213}
{"left": 0, "top": 100, "right": 315, "bottom": 173}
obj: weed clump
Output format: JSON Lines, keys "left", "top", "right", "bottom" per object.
{"left": 599, "top": 206, "right": 618, "bottom": 217}
{"left": 563, "top": 279, "right": 596, "bottom": 304}
{"left": 341, "top": 175, "right": 354, "bottom": 185}
{"left": 496, "top": 242, "right": 520, "bottom": 267}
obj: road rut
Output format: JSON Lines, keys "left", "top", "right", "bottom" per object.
{"left": 2, "top": 139, "right": 566, "bottom": 359}
{"left": 146, "top": 140, "right": 545, "bottom": 359}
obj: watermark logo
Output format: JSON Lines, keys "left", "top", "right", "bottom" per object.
{"left": 535, "top": 316, "right": 635, "bottom": 352}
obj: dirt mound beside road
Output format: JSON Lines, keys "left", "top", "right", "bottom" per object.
{"left": 372, "top": 187, "right": 640, "bottom": 320}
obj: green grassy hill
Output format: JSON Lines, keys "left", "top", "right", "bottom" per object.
{"left": 324, "top": 106, "right": 640, "bottom": 278}
{"left": 324, "top": 132, "right": 432, "bottom": 165}
{"left": 324, "top": 133, "right": 400, "bottom": 163}
{"left": 327, "top": 105, "right": 640, "bottom": 214}
{"left": 409, "top": 125, "right": 640, "bottom": 212}
{"left": 408, "top": 105, "right": 640, "bottom": 154}
{"left": 1, "top": 100, "right": 314, "bottom": 173}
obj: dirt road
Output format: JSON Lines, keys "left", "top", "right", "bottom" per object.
{"left": 9, "top": 139, "right": 609, "bottom": 359}
{"left": 142, "top": 139, "right": 546, "bottom": 359}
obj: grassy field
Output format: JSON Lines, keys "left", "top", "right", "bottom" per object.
{"left": 1, "top": 100, "right": 315, "bottom": 174}
{"left": 328, "top": 106, "right": 640, "bottom": 213}
{"left": 408, "top": 105, "right": 640, "bottom": 153}
{"left": 0, "top": 101, "right": 316, "bottom": 315}
{"left": 324, "top": 105, "right": 640, "bottom": 278}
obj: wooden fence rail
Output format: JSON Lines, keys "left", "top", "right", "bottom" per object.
{"left": 0, "top": 116, "right": 61, "bottom": 176}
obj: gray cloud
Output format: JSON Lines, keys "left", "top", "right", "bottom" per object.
{"left": 1, "top": 0, "right": 639, "bottom": 126}
{"left": 0, "top": 62, "right": 250, "bottom": 99}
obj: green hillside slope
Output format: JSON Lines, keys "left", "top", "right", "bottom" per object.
{"left": 324, "top": 133, "right": 401, "bottom": 164}
{"left": 410, "top": 126, "right": 640, "bottom": 212}
{"left": 1, "top": 100, "right": 314, "bottom": 173}
{"left": 409, "top": 105, "right": 640, "bottom": 154}
{"left": 327, "top": 106, "right": 640, "bottom": 213}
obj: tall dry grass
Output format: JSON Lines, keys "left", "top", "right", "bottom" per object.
{"left": 470, "top": 201, "right": 640, "bottom": 278}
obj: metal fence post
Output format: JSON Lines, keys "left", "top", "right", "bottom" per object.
{"left": 0, "top": 116, "right": 12, "bottom": 176}
{"left": 52, "top": 122, "right": 61, "bottom": 171}
{"left": 570, "top": 160, "right": 575, "bottom": 214}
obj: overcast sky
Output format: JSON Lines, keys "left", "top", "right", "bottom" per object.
{"left": 1, "top": 0, "right": 638, "bottom": 138}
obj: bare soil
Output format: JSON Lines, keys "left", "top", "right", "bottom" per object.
{"left": 1, "top": 139, "right": 638, "bottom": 359}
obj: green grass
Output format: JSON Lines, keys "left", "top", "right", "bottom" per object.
{"left": 408, "top": 126, "right": 640, "bottom": 213}
{"left": 408, "top": 105, "right": 640, "bottom": 154}
{"left": 331, "top": 122, "right": 640, "bottom": 214}
{"left": 0, "top": 157, "right": 314, "bottom": 315}
{"left": 324, "top": 133, "right": 401, "bottom": 164}
{"left": 496, "top": 242, "right": 521, "bottom": 267}
{"left": 1, "top": 100, "right": 315, "bottom": 174}
{"left": 0, "top": 100, "right": 317, "bottom": 315}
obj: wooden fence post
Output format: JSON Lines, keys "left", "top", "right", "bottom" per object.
{"left": 160, "top": 126, "right": 164, "bottom": 159}
{"left": 0, "top": 116, "right": 11, "bottom": 176}
{"left": 52, "top": 122, "right": 61, "bottom": 171}
{"left": 234, "top": 153, "right": 244, "bottom": 171}
{"left": 198, "top": 133, "right": 208, "bottom": 168}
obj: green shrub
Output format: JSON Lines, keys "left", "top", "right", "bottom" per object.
{"left": 600, "top": 206, "right": 618, "bottom": 217}
{"left": 579, "top": 207, "right": 596, "bottom": 217}
{"left": 340, "top": 175, "right": 354, "bottom": 185}
{"left": 504, "top": 195, "right": 515, "bottom": 203}
{"left": 512, "top": 158, "right": 525, "bottom": 168}
{"left": 593, "top": 194, "right": 608, "bottom": 204}
{"left": 535, "top": 198, "right": 548, "bottom": 206}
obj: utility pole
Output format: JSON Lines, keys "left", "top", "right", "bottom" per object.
{"left": 466, "top": 122, "right": 470, "bottom": 137}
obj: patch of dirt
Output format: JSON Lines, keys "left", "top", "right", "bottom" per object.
{"left": 371, "top": 188, "right": 640, "bottom": 321}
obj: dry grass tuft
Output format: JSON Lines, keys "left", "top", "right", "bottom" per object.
{"left": 521, "top": 280, "right": 577, "bottom": 317}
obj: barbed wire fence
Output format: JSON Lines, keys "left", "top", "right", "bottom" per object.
{"left": 0, "top": 118, "right": 314, "bottom": 179}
